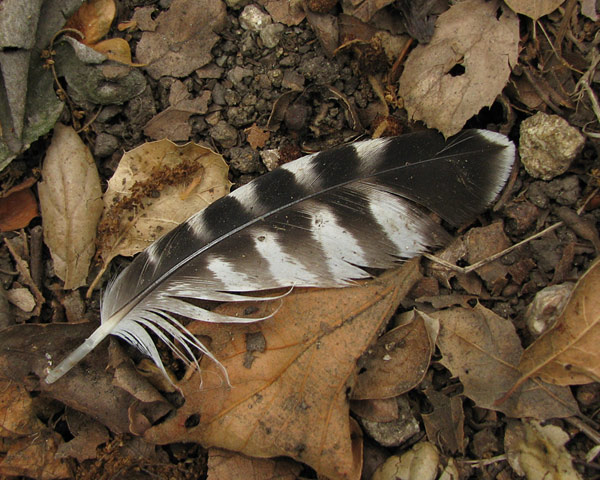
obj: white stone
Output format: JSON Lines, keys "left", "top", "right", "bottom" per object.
{"left": 239, "top": 4, "right": 272, "bottom": 32}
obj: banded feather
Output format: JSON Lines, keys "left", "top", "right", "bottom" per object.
{"left": 45, "top": 129, "right": 515, "bottom": 384}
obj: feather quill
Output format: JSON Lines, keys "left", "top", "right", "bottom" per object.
{"left": 45, "top": 129, "right": 515, "bottom": 384}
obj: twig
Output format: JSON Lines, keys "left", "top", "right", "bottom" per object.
{"left": 29, "top": 226, "right": 43, "bottom": 290}
{"left": 4, "top": 238, "right": 44, "bottom": 316}
{"left": 462, "top": 454, "right": 507, "bottom": 467}
{"left": 565, "top": 416, "right": 600, "bottom": 444}
{"left": 424, "top": 222, "right": 564, "bottom": 274}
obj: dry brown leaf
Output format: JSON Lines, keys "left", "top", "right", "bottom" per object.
{"left": 504, "top": 419, "right": 582, "bottom": 480}
{"left": 55, "top": 411, "right": 109, "bottom": 462}
{"left": 422, "top": 387, "right": 465, "bottom": 455}
{"left": 245, "top": 124, "right": 270, "bottom": 150}
{"left": 0, "top": 431, "right": 72, "bottom": 480}
{"left": 341, "top": 0, "right": 396, "bottom": 23}
{"left": 0, "top": 379, "right": 45, "bottom": 437}
{"left": 465, "top": 221, "right": 511, "bottom": 295}
{"left": 38, "top": 124, "right": 103, "bottom": 290}
{"left": 432, "top": 304, "right": 579, "bottom": 419}
{"left": 507, "top": 259, "right": 600, "bottom": 397}
{"left": 207, "top": 448, "right": 302, "bottom": 480}
{"left": 352, "top": 309, "right": 436, "bottom": 400}
{"left": 504, "top": 0, "right": 564, "bottom": 20}
{"left": 398, "top": 0, "right": 519, "bottom": 137}
{"left": 93, "top": 38, "right": 142, "bottom": 66}
{"left": 0, "top": 186, "right": 37, "bottom": 232}
{"left": 135, "top": 0, "right": 227, "bottom": 79}
{"left": 144, "top": 262, "right": 423, "bottom": 480}
{"left": 65, "top": 0, "right": 116, "bottom": 45}
{"left": 144, "top": 80, "right": 211, "bottom": 141}
{"left": 97, "top": 139, "right": 231, "bottom": 270}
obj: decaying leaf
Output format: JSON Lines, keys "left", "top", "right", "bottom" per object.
{"left": 432, "top": 304, "right": 579, "bottom": 419}
{"left": 398, "top": 0, "right": 519, "bottom": 137}
{"left": 244, "top": 124, "right": 271, "bottom": 150}
{"left": 504, "top": 419, "right": 581, "bottom": 480}
{"left": 97, "top": 139, "right": 231, "bottom": 270}
{"left": 508, "top": 259, "right": 600, "bottom": 396}
{"left": 352, "top": 309, "right": 436, "bottom": 400}
{"left": 143, "top": 80, "right": 211, "bottom": 141}
{"left": 38, "top": 124, "right": 103, "bottom": 290}
{"left": 207, "top": 448, "right": 302, "bottom": 480}
{"left": 135, "top": 0, "right": 227, "bottom": 79}
{"left": 504, "top": 0, "right": 565, "bottom": 20}
{"left": 144, "top": 262, "right": 422, "bottom": 480}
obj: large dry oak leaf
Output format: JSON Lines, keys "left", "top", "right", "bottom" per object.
{"left": 144, "top": 262, "right": 422, "bottom": 480}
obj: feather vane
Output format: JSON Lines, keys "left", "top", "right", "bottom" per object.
{"left": 45, "top": 129, "right": 515, "bottom": 384}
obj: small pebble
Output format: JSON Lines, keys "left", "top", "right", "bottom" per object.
{"left": 209, "top": 120, "right": 238, "bottom": 148}
{"left": 239, "top": 4, "right": 272, "bottom": 32}
{"left": 519, "top": 112, "right": 585, "bottom": 180}
{"left": 260, "top": 23, "right": 285, "bottom": 48}
{"left": 524, "top": 283, "right": 574, "bottom": 337}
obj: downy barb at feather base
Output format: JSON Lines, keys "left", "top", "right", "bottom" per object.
{"left": 45, "top": 129, "right": 515, "bottom": 384}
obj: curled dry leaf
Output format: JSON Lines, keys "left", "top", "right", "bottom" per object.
{"left": 96, "top": 139, "right": 231, "bottom": 274}
{"left": 352, "top": 309, "right": 436, "bottom": 400}
{"left": 504, "top": 419, "right": 582, "bottom": 480}
{"left": 503, "top": 259, "right": 600, "bottom": 401}
{"left": 38, "top": 124, "right": 103, "bottom": 290}
{"left": 398, "top": 0, "right": 519, "bottom": 137}
{"left": 144, "top": 262, "right": 422, "bottom": 480}
{"left": 504, "top": 0, "right": 565, "bottom": 20}
{"left": 432, "top": 304, "right": 579, "bottom": 420}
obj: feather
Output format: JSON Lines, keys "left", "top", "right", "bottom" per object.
{"left": 44, "top": 129, "right": 515, "bottom": 384}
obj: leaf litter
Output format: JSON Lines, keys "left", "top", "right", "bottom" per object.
{"left": 0, "top": 0, "right": 599, "bottom": 477}
{"left": 144, "top": 261, "right": 422, "bottom": 480}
